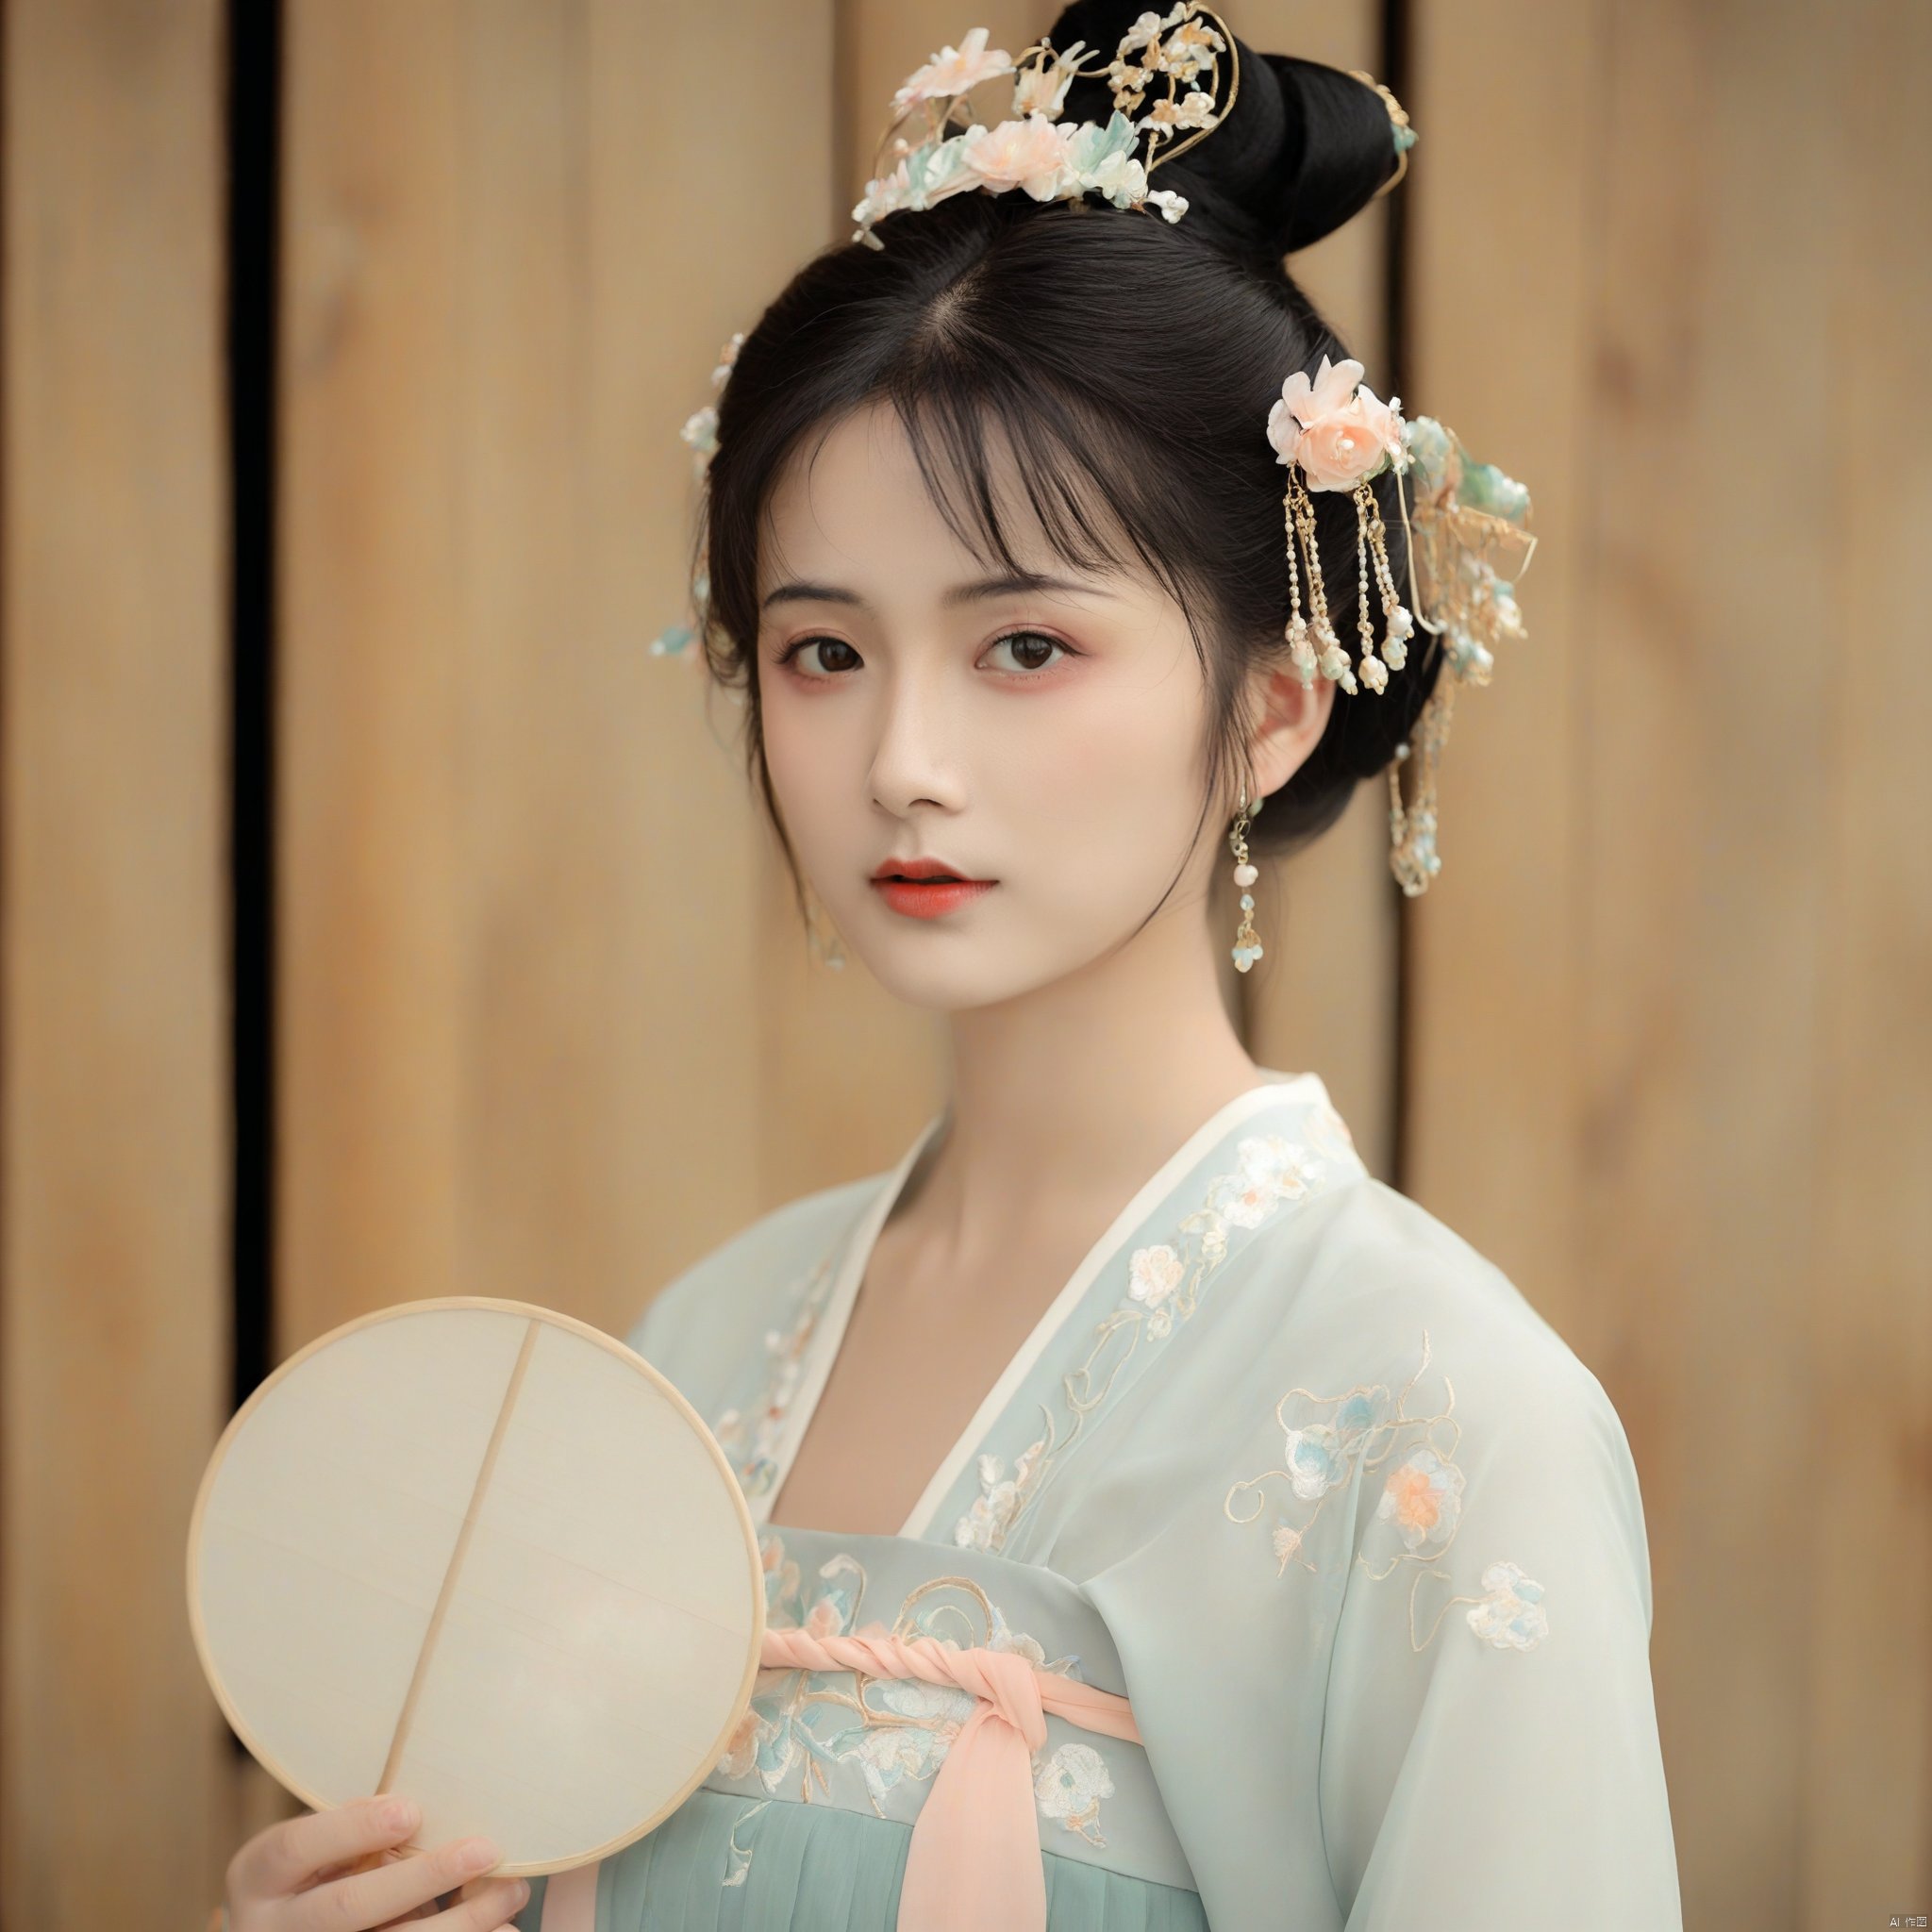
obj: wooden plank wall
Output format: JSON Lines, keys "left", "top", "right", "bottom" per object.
{"left": 1407, "top": 3, "right": 1932, "bottom": 1928}
{"left": 1, "top": 1, "right": 229, "bottom": 1923}
{"left": 3, "top": 1, "right": 1928, "bottom": 1927}
{"left": 1803, "top": 8, "right": 1932, "bottom": 1912}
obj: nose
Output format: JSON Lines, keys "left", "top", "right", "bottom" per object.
{"left": 867, "top": 655, "right": 966, "bottom": 819}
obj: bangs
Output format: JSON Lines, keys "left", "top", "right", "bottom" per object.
{"left": 886, "top": 369, "right": 1196, "bottom": 617}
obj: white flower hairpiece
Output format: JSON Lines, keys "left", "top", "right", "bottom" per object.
{"left": 851, "top": 5, "right": 1241, "bottom": 248}
{"left": 651, "top": 330, "right": 744, "bottom": 659}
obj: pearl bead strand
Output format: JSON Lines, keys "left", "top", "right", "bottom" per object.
{"left": 1228, "top": 790, "right": 1264, "bottom": 974}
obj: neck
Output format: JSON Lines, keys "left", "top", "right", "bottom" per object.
{"left": 908, "top": 906, "right": 1273, "bottom": 1254}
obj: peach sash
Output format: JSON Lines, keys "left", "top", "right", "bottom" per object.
{"left": 540, "top": 1623, "right": 1142, "bottom": 1932}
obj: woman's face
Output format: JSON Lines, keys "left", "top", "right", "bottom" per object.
{"left": 755, "top": 401, "right": 1329, "bottom": 1011}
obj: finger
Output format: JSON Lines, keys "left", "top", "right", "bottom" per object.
{"left": 373, "top": 1870, "right": 476, "bottom": 1926}
{"left": 374, "top": 1874, "right": 528, "bottom": 1930}
{"left": 314, "top": 1839, "right": 425, "bottom": 1888}
{"left": 294, "top": 1835, "right": 506, "bottom": 1931}
{"left": 238, "top": 1796, "right": 424, "bottom": 1901}
{"left": 370, "top": 1905, "right": 441, "bottom": 1928}
{"left": 427, "top": 1877, "right": 531, "bottom": 1928}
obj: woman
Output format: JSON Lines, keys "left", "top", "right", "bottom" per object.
{"left": 220, "top": 5, "right": 1680, "bottom": 1928}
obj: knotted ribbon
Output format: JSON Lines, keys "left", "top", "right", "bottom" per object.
{"left": 540, "top": 1622, "right": 1141, "bottom": 1932}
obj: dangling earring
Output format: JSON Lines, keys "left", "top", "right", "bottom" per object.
{"left": 803, "top": 883, "right": 846, "bottom": 970}
{"left": 1228, "top": 787, "right": 1263, "bottom": 974}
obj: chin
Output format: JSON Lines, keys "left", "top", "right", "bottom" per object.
{"left": 868, "top": 961, "right": 1050, "bottom": 1014}
{"left": 837, "top": 930, "right": 1016, "bottom": 1012}
{"left": 837, "top": 899, "right": 1114, "bottom": 1013}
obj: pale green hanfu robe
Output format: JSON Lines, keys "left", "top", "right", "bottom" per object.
{"left": 515, "top": 1070, "right": 1682, "bottom": 1931}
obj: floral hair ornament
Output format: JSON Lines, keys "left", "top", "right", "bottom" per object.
{"left": 1267, "top": 351, "right": 1412, "bottom": 700}
{"left": 649, "top": 330, "right": 744, "bottom": 659}
{"left": 1389, "top": 418, "right": 1537, "bottom": 895}
{"left": 1265, "top": 352, "right": 1537, "bottom": 895}
{"left": 850, "top": 4, "right": 1241, "bottom": 248}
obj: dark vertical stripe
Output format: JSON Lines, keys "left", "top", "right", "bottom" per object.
{"left": 225, "top": 0, "right": 281, "bottom": 1426}
{"left": 1380, "top": 0, "right": 1416, "bottom": 1194}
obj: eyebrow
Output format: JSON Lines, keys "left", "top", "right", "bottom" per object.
{"left": 759, "top": 572, "right": 1112, "bottom": 613}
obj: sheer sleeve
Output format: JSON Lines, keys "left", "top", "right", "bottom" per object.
{"left": 1315, "top": 1345, "right": 1682, "bottom": 1928}
{"left": 1074, "top": 1191, "right": 1686, "bottom": 1931}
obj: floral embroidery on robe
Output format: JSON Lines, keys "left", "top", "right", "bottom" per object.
{"left": 1224, "top": 1326, "right": 1551, "bottom": 1652}
{"left": 956, "top": 1104, "right": 1364, "bottom": 1555}
{"left": 711, "top": 1252, "right": 840, "bottom": 1501}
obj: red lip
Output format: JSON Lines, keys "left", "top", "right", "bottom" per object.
{"left": 868, "top": 857, "right": 996, "bottom": 920}
{"left": 871, "top": 876, "right": 996, "bottom": 919}
{"left": 870, "top": 856, "right": 988, "bottom": 882}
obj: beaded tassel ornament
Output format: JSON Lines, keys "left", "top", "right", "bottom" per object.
{"left": 1387, "top": 416, "right": 1538, "bottom": 894}
{"left": 1228, "top": 789, "right": 1264, "bottom": 973}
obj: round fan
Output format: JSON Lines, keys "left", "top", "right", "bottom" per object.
{"left": 187, "top": 1297, "right": 764, "bottom": 1875}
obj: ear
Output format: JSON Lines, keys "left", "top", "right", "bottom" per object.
{"left": 1243, "top": 659, "right": 1336, "bottom": 802}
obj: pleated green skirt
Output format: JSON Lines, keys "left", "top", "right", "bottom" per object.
{"left": 512, "top": 1787, "right": 1210, "bottom": 1932}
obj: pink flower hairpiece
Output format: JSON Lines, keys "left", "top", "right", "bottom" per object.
{"left": 1266, "top": 353, "right": 1416, "bottom": 697}
{"left": 1268, "top": 354, "right": 1407, "bottom": 492}
{"left": 1264, "top": 353, "right": 1540, "bottom": 896}
{"left": 851, "top": 5, "right": 1241, "bottom": 248}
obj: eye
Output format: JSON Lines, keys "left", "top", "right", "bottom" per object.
{"left": 777, "top": 636, "right": 862, "bottom": 678}
{"left": 982, "top": 629, "right": 1073, "bottom": 675}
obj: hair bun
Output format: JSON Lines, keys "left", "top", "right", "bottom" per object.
{"left": 1044, "top": 3, "right": 1401, "bottom": 261}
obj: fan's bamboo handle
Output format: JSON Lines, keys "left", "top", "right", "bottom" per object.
{"left": 340, "top": 1319, "right": 541, "bottom": 1893}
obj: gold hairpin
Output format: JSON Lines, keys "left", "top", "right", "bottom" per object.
{"left": 1346, "top": 70, "right": 1416, "bottom": 198}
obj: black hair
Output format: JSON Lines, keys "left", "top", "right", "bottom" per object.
{"left": 696, "top": 1, "right": 1437, "bottom": 924}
